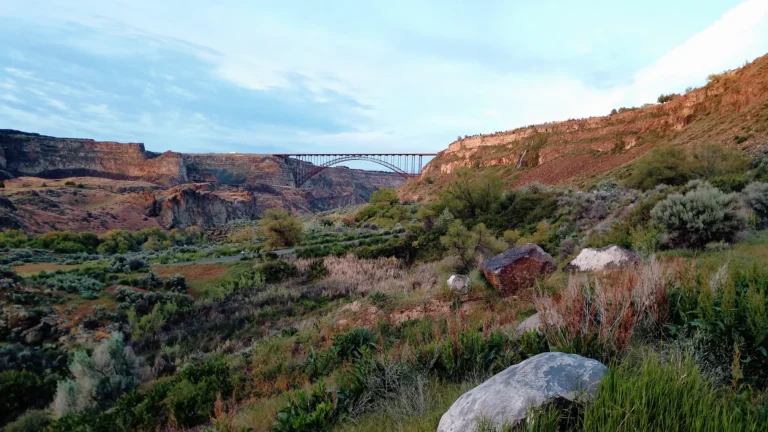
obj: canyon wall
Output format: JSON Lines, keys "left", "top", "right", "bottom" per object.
{"left": 403, "top": 53, "right": 768, "bottom": 199}
{"left": 0, "top": 130, "right": 404, "bottom": 232}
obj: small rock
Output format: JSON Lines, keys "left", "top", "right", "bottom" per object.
{"left": 564, "top": 245, "right": 638, "bottom": 272}
{"left": 481, "top": 244, "right": 556, "bottom": 296}
{"left": 437, "top": 352, "right": 607, "bottom": 432}
{"left": 447, "top": 274, "right": 470, "bottom": 293}
{"left": 515, "top": 312, "right": 542, "bottom": 338}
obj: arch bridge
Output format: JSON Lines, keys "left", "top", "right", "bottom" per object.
{"left": 276, "top": 153, "right": 436, "bottom": 188}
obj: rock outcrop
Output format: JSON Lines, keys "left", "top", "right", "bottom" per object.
{"left": 0, "top": 130, "right": 405, "bottom": 232}
{"left": 564, "top": 245, "right": 638, "bottom": 272}
{"left": 437, "top": 352, "right": 607, "bottom": 431}
{"left": 481, "top": 244, "right": 556, "bottom": 296}
{"left": 401, "top": 53, "right": 768, "bottom": 200}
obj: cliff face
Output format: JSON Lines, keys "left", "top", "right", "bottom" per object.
{"left": 0, "top": 131, "right": 404, "bottom": 233}
{"left": 0, "top": 130, "right": 187, "bottom": 185}
{"left": 403, "top": 53, "right": 768, "bottom": 199}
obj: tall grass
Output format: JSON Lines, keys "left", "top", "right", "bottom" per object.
{"left": 582, "top": 351, "right": 766, "bottom": 432}
{"left": 534, "top": 259, "right": 669, "bottom": 360}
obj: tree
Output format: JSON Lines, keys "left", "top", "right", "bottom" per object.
{"left": 438, "top": 169, "right": 503, "bottom": 222}
{"left": 369, "top": 188, "right": 399, "bottom": 205}
{"left": 259, "top": 208, "right": 303, "bottom": 249}
{"left": 651, "top": 185, "right": 745, "bottom": 248}
{"left": 440, "top": 221, "right": 505, "bottom": 270}
{"left": 440, "top": 220, "right": 478, "bottom": 270}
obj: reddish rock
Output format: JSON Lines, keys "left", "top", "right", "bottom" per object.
{"left": 481, "top": 244, "right": 556, "bottom": 296}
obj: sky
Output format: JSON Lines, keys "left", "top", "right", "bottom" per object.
{"left": 1, "top": 0, "right": 768, "bottom": 158}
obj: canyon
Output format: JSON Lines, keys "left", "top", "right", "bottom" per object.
{"left": 0, "top": 130, "right": 403, "bottom": 233}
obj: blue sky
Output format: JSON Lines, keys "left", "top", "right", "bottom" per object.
{"left": 1, "top": 0, "right": 768, "bottom": 156}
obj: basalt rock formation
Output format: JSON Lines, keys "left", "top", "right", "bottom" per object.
{"left": 0, "top": 130, "right": 404, "bottom": 233}
{"left": 402, "top": 53, "right": 768, "bottom": 200}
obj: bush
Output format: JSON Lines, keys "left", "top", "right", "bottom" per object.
{"left": 260, "top": 208, "right": 303, "bottom": 249}
{"left": 259, "top": 260, "right": 299, "bottom": 283}
{"left": 114, "top": 287, "right": 193, "bottom": 314}
{"left": 306, "top": 259, "right": 329, "bottom": 281}
{"left": 273, "top": 382, "right": 339, "bottom": 432}
{"left": 744, "top": 182, "right": 768, "bottom": 228}
{"left": 53, "top": 333, "right": 139, "bottom": 418}
{"left": 1, "top": 370, "right": 56, "bottom": 425}
{"left": 166, "top": 356, "right": 233, "bottom": 427}
{"left": 44, "top": 274, "right": 103, "bottom": 299}
{"left": 627, "top": 146, "right": 748, "bottom": 191}
{"left": 657, "top": 93, "right": 679, "bottom": 103}
{"left": 332, "top": 328, "right": 378, "bottom": 362}
{"left": 651, "top": 185, "right": 745, "bottom": 248}
{"left": 5, "top": 409, "right": 51, "bottom": 432}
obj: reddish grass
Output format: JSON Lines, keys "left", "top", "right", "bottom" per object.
{"left": 535, "top": 259, "right": 669, "bottom": 353}
{"left": 152, "top": 263, "right": 228, "bottom": 281}
{"left": 12, "top": 262, "right": 80, "bottom": 276}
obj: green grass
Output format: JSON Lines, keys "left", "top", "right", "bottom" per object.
{"left": 582, "top": 351, "right": 766, "bottom": 432}
{"left": 331, "top": 380, "right": 469, "bottom": 432}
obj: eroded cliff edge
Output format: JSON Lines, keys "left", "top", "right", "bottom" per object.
{"left": 0, "top": 130, "right": 403, "bottom": 233}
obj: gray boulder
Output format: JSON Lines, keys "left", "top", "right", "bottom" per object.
{"left": 564, "top": 245, "right": 638, "bottom": 272}
{"left": 515, "top": 312, "right": 542, "bottom": 338}
{"left": 437, "top": 352, "right": 607, "bottom": 432}
{"left": 447, "top": 274, "right": 470, "bottom": 293}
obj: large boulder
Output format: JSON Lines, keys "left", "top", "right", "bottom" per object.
{"left": 481, "top": 244, "right": 556, "bottom": 296}
{"left": 447, "top": 274, "right": 470, "bottom": 293}
{"left": 564, "top": 245, "right": 638, "bottom": 272}
{"left": 437, "top": 352, "right": 607, "bottom": 432}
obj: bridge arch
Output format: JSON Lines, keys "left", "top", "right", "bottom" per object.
{"left": 277, "top": 153, "right": 435, "bottom": 188}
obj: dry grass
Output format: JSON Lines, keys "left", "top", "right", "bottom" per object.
{"left": 12, "top": 262, "right": 81, "bottom": 276}
{"left": 535, "top": 258, "right": 669, "bottom": 354}
{"left": 297, "top": 255, "right": 440, "bottom": 296}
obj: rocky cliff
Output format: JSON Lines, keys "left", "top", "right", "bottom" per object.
{"left": 0, "top": 131, "right": 404, "bottom": 233}
{"left": 402, "top": 53, "right": 768, "bottom": 199}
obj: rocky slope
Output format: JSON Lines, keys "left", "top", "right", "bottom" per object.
{"left": 0, "top": 131, "right": 404, "bottom": 233}
{"left": 402, "top": 53, "right": 768, "bottom": 199}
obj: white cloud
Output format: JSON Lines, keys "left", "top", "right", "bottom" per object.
{"left": 46, "top": 99, "right": 68, "bottom": 110}
{"left": 1, "top": 94, "right": 21, "bottom": 102}
{"left": 625, "top": 0, "right": 768, "bottom": 105}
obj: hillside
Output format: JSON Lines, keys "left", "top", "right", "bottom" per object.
{"left": 401, "top": 53, "right": 768, "bottom": 200}
{"left": 0, "top": 131, "right": 403, "bottom": 233}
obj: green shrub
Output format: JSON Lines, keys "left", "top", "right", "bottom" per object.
{"left": 260, "top": 208, "right": 303, "bottom": 249}
{"left": 657, "top": 93, "right": 679, "bottom": 103}
{"left": 306, "top": 259, "right": 329, "bottom": 281}
{"left": 5, "top": 409, "right": 52, "bottom": 432}
{"left": 651, "top": 185, "right": 745, "bottom": 248}
{"left": 259, "top": 260, "right": 299, "bottom": 283}
{"left": 114, "top": 287, "right": 193, "bottom": 314}
{"left": 627, "top": 146, "right": 748, "bottom": 191}
{"left": 667, "top": 264, "right": 768, "bottom": 386}
{"left": 44, "top": 274, "right": 103, "bottom": 299}
{"left": 166, "top": 356, "right": 234, "bottom": 427}
{"left": 273, "top": 382, "right": 339, "bottom": 432}
{"left": 582, "top": 352, "right": 766, "bottom": 431}
{"left": 1, "top": 370, "right": 56, "bottom": 425}
{"left": 332, "top": 328, "right": 378, "bottom": 362}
